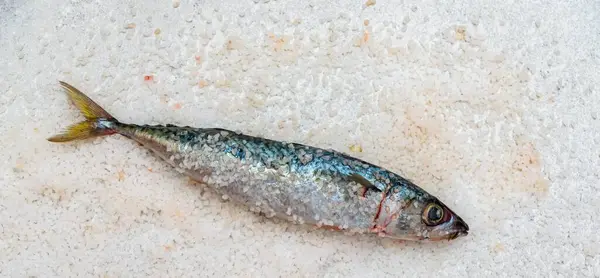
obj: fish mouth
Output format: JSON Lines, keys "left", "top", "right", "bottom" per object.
{"left": 428, "top": 216, "right": 469, "bottom": 241}
{"left": 445, "top": 217, "right": 469, "bottom": 240}
{"left": 447, "top": 230, "right": 468, "bottom": 240}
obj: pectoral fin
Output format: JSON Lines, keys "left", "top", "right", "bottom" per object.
{"left": 349, "top": 173, "right": 381, "bottom": 197}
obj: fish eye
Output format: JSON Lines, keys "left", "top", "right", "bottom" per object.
{"left": 422, "top": 203, "right": 444, "bottom": 226}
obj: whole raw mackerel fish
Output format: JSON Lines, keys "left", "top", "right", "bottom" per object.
{"left": 48, "top": 81, "right": 469, "bottom": 241}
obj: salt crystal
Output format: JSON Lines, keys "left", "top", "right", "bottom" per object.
{"left": 518, "top": 68, "right": 531, "bottom": 82}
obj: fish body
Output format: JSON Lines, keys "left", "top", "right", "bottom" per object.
{"left": 48, "top": 81, "right": 469, "bottom": 241}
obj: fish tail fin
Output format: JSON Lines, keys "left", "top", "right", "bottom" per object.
{"left": 47, "top": 81, "right": 119, "bottom": 143}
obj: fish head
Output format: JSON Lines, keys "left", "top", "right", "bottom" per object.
{"left": 373, "top": 184, "right": 469, "bottom": 242}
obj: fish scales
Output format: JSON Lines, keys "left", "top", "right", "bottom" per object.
{"left": 119, "top": 123, "right": 384, "bottom": 231}
{"left": 47, "top": 81, "right": 469, "bottom": 241}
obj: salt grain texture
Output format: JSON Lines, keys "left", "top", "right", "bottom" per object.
{"left": 0, "top": 0, "right": 599, "bottom": 277}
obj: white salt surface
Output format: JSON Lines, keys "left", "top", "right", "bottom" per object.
{"left": 1, "top": 0, "right": 599, "bottom": 276}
